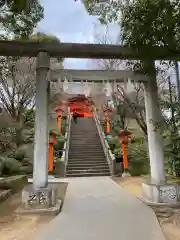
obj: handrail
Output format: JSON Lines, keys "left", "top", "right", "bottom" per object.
{"left": 93, "top": 108, "right": 116, "bottom": 176}
{"left": 62, "top": 107, "right": 72, "bottom": 175}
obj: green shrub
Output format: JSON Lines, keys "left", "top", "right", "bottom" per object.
{"left": 132, "top": 136, "right": 146, "bottom": 144}
{"left": 20, "top": 165, "right": 33, "bottom": 174}
{"left": 23, "top": 109, "right": 35, "bottom": 127}
{"left": 111, "top": 135, "right": 149, "bottom": 176}
{"left": 49, "top": 128, "right": 60, "bottom": 136}
{"left": 9, "top": 149, "right": 26, "bottom": 162}
{"left": 113, "top": 148, "right": 122, "bottom": 159}
{"left": 23, "top": 128, "right": 34, "bottom": 143}
{"left": 0, "top": 156, "right": 22, "bottom": 176}
{"left": 61, "top": 119, "right": 66, "bottom": 136}
{"left": 164, "top": 132, "right": 180, "bottom": 176}
{"left": 0, "top": 126, "right": 15, "bottom": 152}
{"left": 54, "top": 136, "right": 66, "bottom": 151}
{"left": 127, "top": 142, "right": 149, "bottom": 176}
{"left": 107, "top": 136, "right": 120, "bottom": 151}
{"left": 50, "top": 118, "right": 66, "bottom": 136}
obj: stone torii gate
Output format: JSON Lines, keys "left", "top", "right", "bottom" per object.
{"left": 51, "top": 68, "right": 165, "bottom": 184}
{"left": 0, "top": 40, "right": 178, "bottom": 213}
{"left": 51, "top": 68, "right": 139, "bottom": 94}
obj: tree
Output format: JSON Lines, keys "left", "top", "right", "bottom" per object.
{"left": 79, "top": 0, "right": 180, "bottom": 176}
{"left": 90, "top": 24, "right": 123, "bottom": 70}
{"left": 0, "top": 57, "right": 36, "bottom": 120}
{"left": 83, "top": 0, "right": 180, "bottom": 62}
{"left": 0, "top": 56, "right": 36, "bottom": 146}
{"left": 111, "top": 92, "right": 127, "bottom": 130}
{"left": 0, "top": 32, "right": 63, "bottom": 147}
{"left": 0, "top": 32, "right": 62, "bottom": 121}
{"left": 0, "top": 0, "right": 37, "bottom": 12}
{"left": 81, "top": 0, "right": 180, "bottom": 112}
{"left": 116, "top": 84, "right": 147, "bottom": 135}
{"left": 0, "top": 0, "right": 43, "bottom": 38}
{"left": 30, "top": 32, "right": 61, "bottom": 42}
{"left": 30, "top": 32, "right": 64, "bottom": 63}
{"left": 90, "top": 24, "right": 128, "bottom": 129}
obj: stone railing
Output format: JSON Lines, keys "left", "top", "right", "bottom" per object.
{"left": 93, "top": 109, "right": 116, "bottom": 176}
{"left": 61, "top": 107, "right": 72, "bottom": 175}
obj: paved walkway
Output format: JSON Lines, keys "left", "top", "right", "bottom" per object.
{"left": 36, "top": 177, "right": 165, "bottom": 240}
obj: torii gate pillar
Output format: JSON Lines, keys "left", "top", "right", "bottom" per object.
{"left": 17, "top": 52, "right": 61, "bottom": 215}
{"left": 142, "top": 62, "right": 179, "bottom": 204}
{"left": 33, "top": 51, "right": 50, "bottom": 189}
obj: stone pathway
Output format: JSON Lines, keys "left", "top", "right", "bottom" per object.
{"left": 35, "top": 177, "right": 165, "bottom": 240}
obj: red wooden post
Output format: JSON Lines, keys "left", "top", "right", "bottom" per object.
{"left": 57, "top": 116, "right": 62, "bottom": 133}
{"left": 49, "top": 143, "right": 54, "bottom": 172}
{"left": 48, "top": 132, "right": 57, "bottom": 172}
{"left": 55, "top": 107, "right": 64, "bottom": 134}
{"left": 103, "top": 108, "right": 112, "bottom": 134}
{"left": 118, "top": 130, "right": 132, "bottom": 175}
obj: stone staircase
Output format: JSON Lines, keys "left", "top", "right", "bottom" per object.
{"left": 66, "top": 118, "right": 110, "bottom": 177}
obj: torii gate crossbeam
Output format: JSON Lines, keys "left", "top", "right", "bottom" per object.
{"left": 51, "top": 69, "right": 149, "bottom": 82}
{"left": 0, "top": 40, "right": 179, "bottom": 60}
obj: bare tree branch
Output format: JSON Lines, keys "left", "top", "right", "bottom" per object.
{"left": 0, "top": 56, "right": 36, "bottom": 121}
{"left": 90, "top": 24, "right": 123, "bottom": 70}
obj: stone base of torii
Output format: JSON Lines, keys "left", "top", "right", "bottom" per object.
{"left": 15, "top": 50, "right": 180, "bottom": 214}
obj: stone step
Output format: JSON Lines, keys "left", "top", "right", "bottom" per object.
{"left": 67, "top": 161, "right": 108, "bottom": 166}
{"left": 67, "top": 168, "right": 110, "bottom": 174}
{"left": 71, "top": 137, "right": 99, "bottom": 139}
{"left": 71, "top": 140, "right": 100, "bottom": 142}
{"left": 70, "top": 142, "right": 102, "bottom": 144}
{"left": 71, "top": 133, "right": 98, "bottom": 135}
{"left": 69, "top": 153, "right": 104, "bottom": 156}
{"left": 70, "top": 139, "right": 100, "bottom": 142}
{"left": 68, "top": 160, "right": 106, "bottom": 163}
{"left": 71, "top": 131, "right": 97, "bottom": 133}
{"left": 68, "top": 156, "right": 105, "bottom": 160}
{"left": 69, "top": 145, "right": 102, "bottom": 148}
{"left": 66, "top": 117, "right": 109, "bottom": 177}
{"left": 69, "top": 150, "right": 103, "bottom": 153}
{"left": 69, "top": 150, "right": 103, "bottom": 154}
{"left": 71, "top": 128, "right": 97, "bottom": 130}
{"left": 69, "top": 151, "right": 104, "bottom": 154}
{"left": 70, "top": 143, "right": 102, "bottom": 146}
{"left": 70, "top": 139, "right": 101, "bottom": 142}
{"left": 68, "top": 152, "right": 105, "bottom": 156}
{"left": 67, "top": 165, "right": 109, "bottom": 170}
{"left": 66, "top": 172, "right": 110, "bottom": 177}
{"left": 69, "top": 150, "right": 104, "bottom": 154}
{"left": 69, "top": 145, "right": 104, "bottom": 152}
{"left": 68, "top": 154, "right": 105, "bottom": 158}
{"left": 67, "top": 160, "right": 107, "bottom": 164}
{"left": 68, "top": 159, "right": 107, "bottom": 165}
{"left": 69, "top": 146, "right": 103, "bottom": 149}
{"left": 68, "top": 163, "right": 107, "bottom": 167}
{"left": 71, "top": 129, "right": 97, "bottom": 131}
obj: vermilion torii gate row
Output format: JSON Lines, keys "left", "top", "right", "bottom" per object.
{"left": 1, "top": 39, "right": 179, "bottom": 205}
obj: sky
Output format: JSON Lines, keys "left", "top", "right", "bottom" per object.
{"left": 37, "top": 0, "right": 119, "bottom": 70}
{"left": 37, "top": 0, "right": 178, "bottom": 86}
{"left": 38, "top": 0, "right": 100, "bottom": 69}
